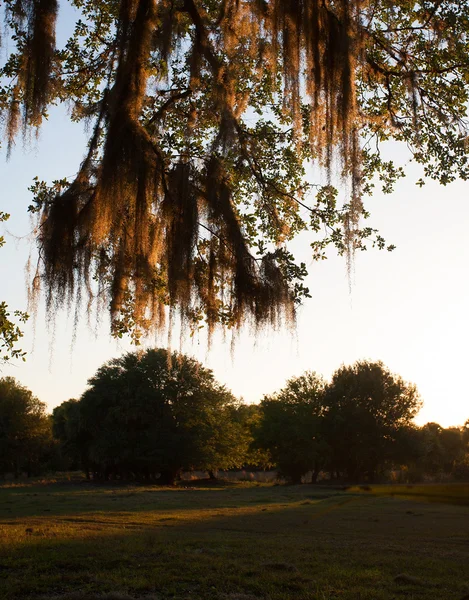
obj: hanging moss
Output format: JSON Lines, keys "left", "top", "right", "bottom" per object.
{"left": 10, "top": 0, "right": 399, "bottom": 338}
{"left": 6, "top": 0, "right": 58, "bottom": 136}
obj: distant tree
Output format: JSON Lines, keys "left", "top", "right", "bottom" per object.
{"left": 52, "top": 399, "right": 91, "bottom": 476}
{"left": 417, "top": 422, "right": 466, "bottom": 476}
{"left": 455, "top": 419, "right": 469, "bottom": 480}
{"left": 462, "top": 420, "right": 469, "bottom": 450}
{"left": 452, "top": 421, "right": 469, "bottom": 481}
{"left": 418, "top": 422, "right": 444, "bottom": 475}
{"left": 254, "top": 372, "right": 328, "bottom": 484}
{"left": 323, "top": 361, "right": 422, "bottom": 481}
{"left": 439, "top": 427, "right": 465, "bottom": 473}
{"left": 75, "top": 349, "right": 245, "bottom": 483}
{"left": 0, "top": 377, "right": 51, "bottom": 477}
{"left": 188, "top": 400, "right": 253, "bottom": 479}
{"left": 239, "top": 403, "right": 273, "bottom": 471}
{"left": 392, "top": 425, "right": 428, "bottom": 469}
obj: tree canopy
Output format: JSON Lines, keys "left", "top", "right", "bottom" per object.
{"left": 0, "top": 376, "right": 52, "bottom": 477}
{"left": 255, "top": 372, "right": 328, "bottom": 483}
{"left": 323, "top": 360, "right": 422, "bottom": 480}
{"left": 254, "top": 361, "right": 424, "bottom": 482}
{"left": 54, "top": 348, "right": 249, "bottom": 482}
{"left": 0, "top": 358, "right": 466, "bottom": 483}
{"left": 2, "top": 0, "right": 469, "bottom": 339}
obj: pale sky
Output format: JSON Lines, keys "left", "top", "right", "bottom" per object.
{"left": 1, "top": 0, "right": 468, "bottom": 427}
{"left": 1, "top": 98, "right": 468, "bottom": 428}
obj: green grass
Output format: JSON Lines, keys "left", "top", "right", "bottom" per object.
{"left": 1, "top": 479, "right": 469, "bottom": 599}
{"left": 347, "top": 483, "right": 469, "bottom": 506}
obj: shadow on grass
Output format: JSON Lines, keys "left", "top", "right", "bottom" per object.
{"left": 0, "top": 481, "right": 345, "bottom": 520}
{"left": 1, "top": 487, "right": 469, "bottom": 600}
{"left": 346, "top": 483, "right": 469, "bottom": 507}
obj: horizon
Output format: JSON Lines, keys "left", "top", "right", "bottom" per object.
{"left": 1, "top": 71, "right": 468, "bottom": 431}
{"left": 1, "top": 112, "right": 468, "bottom": 428}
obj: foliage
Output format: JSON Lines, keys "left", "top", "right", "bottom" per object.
{"left": 0, "top": 377, "right": 52, "bottom": 477}
{"left": 439, "top": 427, "right": 466, "bottom": 472}
{"left": 0, "top": 302, "right": 28, "bottom": 363}
{"left": 391, "top": 424, "right": 428, "bottom": 471}
{"left": 255, "top": 372, "right": 328, "bottom": 483}
{"left": 237, "top": 403, "right": 273, "bottom": 470}
{"left": 51, "top": 399, "right": 90, "bottom": 473}
{"left": 2, "top": 1, "right": 469, "bottom": 339}
{"left": 54, "top": 348, "right": 249, "bottom": 482}
{"left": 323, "top": 360, "right": 422, "bottom": 480}
{"left": 452, "top": 457, "right": 469, "bottom": 481}
{"left": 252, "top": 361, "right": 458, "bottom": 483}
{"left": 416, "top": 422, "right": 467, "bottom": 476}
{"left": 183, "top": 399, "right": 253, "bottom": 476}
{"left": 0, "top": 213, "right": 28, "bottom": 363}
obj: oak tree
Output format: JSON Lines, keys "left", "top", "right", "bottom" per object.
{"left": 2, "top": 0, "right": 469, "bottom": 338}
{"left": 66, "top": 348, "right": 247, "bottom": 482}
{"left": 323, "top": 360, "right": 422, "bottom": 480}
{"left": 0, "top": 377, "right": 52, "bottom": 477}
{"left": 255, "top": 371, "right": 328, "bottom": 483}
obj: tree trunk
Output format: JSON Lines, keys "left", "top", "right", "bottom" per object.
{"left": 158, "top": 468, "right": 179, "bottom": 485}
{"left": 289, "top": 474, "right": 303, "bottom": 485}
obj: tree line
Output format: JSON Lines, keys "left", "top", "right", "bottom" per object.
{"left": 1, "top": 350, "right": 468, "bottom": 484}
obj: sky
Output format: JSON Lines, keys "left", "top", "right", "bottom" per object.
{"left": 1, "top": 102, "right": 468, "bottom": 428}
{"left": 1, "top": 6, "right": 468, "bottom": 428}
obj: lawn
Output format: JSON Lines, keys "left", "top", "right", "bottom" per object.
{"left": 347, "top": 483, "right": 469, "bottom": 506}
{"left": 1, "top": 478, "right": 468, "bottom": 600}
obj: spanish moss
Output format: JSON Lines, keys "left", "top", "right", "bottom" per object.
{"left": 2, "top": 0, "right": 456, "bottom": 340}
{"left": 5, "top": 0, "right": 58, "bottom": 138}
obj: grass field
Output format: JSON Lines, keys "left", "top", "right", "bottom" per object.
{"left": 1, "top": 479, "right": 468, "bottom": 600}
{"left": 347, "top": 483, "right": 469, "bottom": 506}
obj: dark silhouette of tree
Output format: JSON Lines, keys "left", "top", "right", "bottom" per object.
{"left": 453, "top": 420, "right": 469, "bottom": 481}
{"left": 0, "top": 377, "right": 51, "bottom": 477}
{"left": 2, "top": 1, "right": 469, "bottom": 339}
{"left": 323, "top": 360, "right": 422, "bottom": 481}
{"left": 54, "top": 348, "right": 248, "bottom": 483}
{"left": 439, "top": 427, "right": 466, "bottom": 473}
{"left": 463, "top": 420, "right": 469, "bottom": 450}
{"left": 237, "top": 403, "right": 273, "bottom": 471}
{"left": 391, "top": 424, "right": 427, "bottom": 474}
{"left": 52, "top": 399, "right": 92, "bottom": 476}
{"left": 254, "top": 372, "right": 328, "bottom": 483}
{"left": 418, "top": 422, "right": 445, "bottom": 475}
{"left": 416, "top": 422, "right": 466, "bottom": 476}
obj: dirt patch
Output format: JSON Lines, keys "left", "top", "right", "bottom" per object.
{"left": 394, "top": 573, "right": 429, "bottom": 586}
